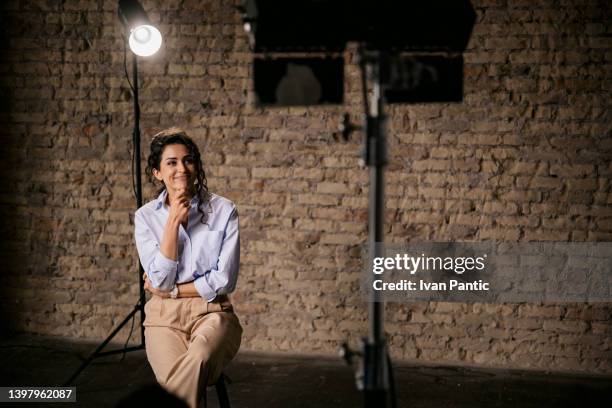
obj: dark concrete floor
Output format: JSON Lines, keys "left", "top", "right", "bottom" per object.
{"left": 0, "top": 333, "right": 611, "bottom": 408}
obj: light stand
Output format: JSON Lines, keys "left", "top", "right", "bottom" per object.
{"left": 241, "top": 1, "right": 475, "bottom": 407}
{"left": 339, "top": 50, "right": 394, "bottom": 408}
{"left": 363, "top": 52, "right": 391, "bottom": 408}
{"left": 64, "top": 0, "right": 161, "bottom": 386}
{"left": 132, "top": 52, "right": 146, "bottom": 348}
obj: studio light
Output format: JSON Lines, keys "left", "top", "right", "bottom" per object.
{"left": 66, "top": 0, "right": 163, "bottom": 387}
{"left": 118, "top": 0, "right": 163, "bottom": 57}
{"left": 129, "top": 24, "right": 162, "bottom": 57}
{"left": 242, "top": 0, "right": 475, "bottom": 106}
{"left": 241, "top": 2, "right": 476, "bottom": 407}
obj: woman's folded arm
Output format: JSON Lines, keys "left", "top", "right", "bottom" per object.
{"left": 135, "top": 210, "right": 179, "bottom": 291}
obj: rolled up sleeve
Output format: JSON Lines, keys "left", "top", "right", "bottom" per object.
{"left": 134, "top": 210, "right": 178, "bottom": 291}
{"left": 194, "top": 206, "right": 240, "bottom": 301}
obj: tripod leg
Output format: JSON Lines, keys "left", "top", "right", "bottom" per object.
{"left": 63, "top": 304, "right": 142, "bottom": 386}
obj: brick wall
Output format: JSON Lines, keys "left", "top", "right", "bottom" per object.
{"left": 0, "top": 0, "right": 610, "bottom": 373}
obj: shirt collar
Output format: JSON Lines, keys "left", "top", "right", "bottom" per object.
{"left": 154, "top": 189, "right": 166, "bottom": 210}
{"left": 154, "top": 189, "right": 199, "bottom": 211}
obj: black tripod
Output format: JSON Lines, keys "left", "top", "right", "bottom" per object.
{"left": 64, "top": 51, "right": 146, "bottom": 386}
{"left": 340, "top": 49, "right": 397, "bottom": 408}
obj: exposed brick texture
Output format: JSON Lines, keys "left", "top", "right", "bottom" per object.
{"left": 0, "top": 0, "right": 610, "bottom": 374}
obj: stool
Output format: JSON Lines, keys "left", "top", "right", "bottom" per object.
{"left": 211, "top": 373, "right": 231, "bottom": 408}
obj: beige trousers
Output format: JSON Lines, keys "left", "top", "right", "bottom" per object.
{"left": 143, "top": 295, "right": 242, "bottom": 408}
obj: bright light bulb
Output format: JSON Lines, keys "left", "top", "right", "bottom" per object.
{"left": 133, "top": 26, "right": 151, "bottom": 43}
{"left": 129, "top": 24, "right": 162, "bottom": 57}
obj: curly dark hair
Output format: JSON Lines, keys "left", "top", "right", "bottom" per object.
{"left": 145, "top": 128, "right": 212, "bottom": 225}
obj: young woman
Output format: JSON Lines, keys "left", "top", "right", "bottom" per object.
{"left": 134, "top": 128, "right": 242, "bottom": 408}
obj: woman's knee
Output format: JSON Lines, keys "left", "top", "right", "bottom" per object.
{"left": 188, "top": 335, "right": 214, "bottom": 363}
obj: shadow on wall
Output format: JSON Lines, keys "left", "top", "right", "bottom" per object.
{"left": 0, "top": 13, "right": 20, "bottom": 336}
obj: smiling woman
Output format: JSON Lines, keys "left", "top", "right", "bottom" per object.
{"left": 134, "top": 128, "right": 243, "bottom": 408}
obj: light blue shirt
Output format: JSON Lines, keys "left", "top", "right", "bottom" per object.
{"left": 134, "top": 189, "right": 239, "bottom": 301}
